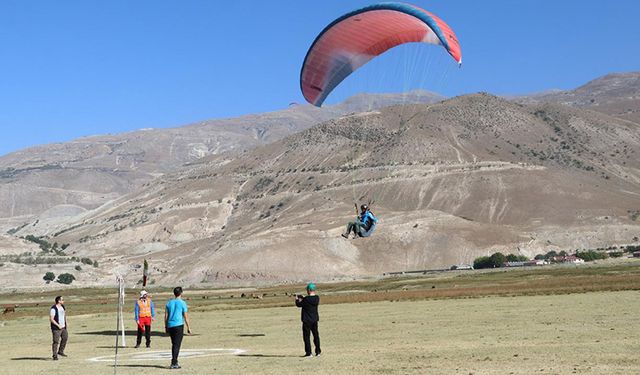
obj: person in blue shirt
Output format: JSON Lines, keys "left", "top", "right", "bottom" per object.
{"left": 342, "top": 204, "right": 378, "bottom": 238}
{"left": 164, "top": 287, "right": 192, "bottom": 369}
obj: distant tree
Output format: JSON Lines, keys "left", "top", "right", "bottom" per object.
{"left": 505, "top": 254, "right": 519, "bottom": 262}
{"left": 474, "top": 252, "right": 509, "bottom": 269}
{"left": 43, "top": 272, "right": 55, "bottom": 282}
{"left": 544, "top": 250, "right": 558, "bottom": 260}
{"left": 576, "top": 250, "right": 608, "bottom": 262}
{"left": 473, "top": 256, "right": 493, "bottom": 270}
{"left": 57, "top": 273, "right": 75, "bottom": 285}
{"left": 61, "top": 244, "right": 70, "bottom": 250}
{"left": 534, "top": 254, "right": 545, "bottom": 260}
{"left": 506, "top": 254, "right": 529, "bottom": 262}
{"left": 559, "top": 250, "right": 568, "bottom": 257}
{"left": 25, "top": 234, "right": 52, "bottom": 252}
{"left": 75, "top": 265, "right": 82, "bottom": 271}
{"left": 93, "top": 260, "right": 99, "bottom": 267}
{"left": 626, "top": 245, "right": 640, "bottom": 253}
{"left": 489, "top": 252, "right": 506, "bottom": 268}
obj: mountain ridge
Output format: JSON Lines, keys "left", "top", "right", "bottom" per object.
{"left": 0, "top": 91, "right": 444, "bottom": 224}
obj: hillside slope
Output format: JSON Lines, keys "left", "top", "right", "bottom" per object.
{"left": 0, "top": 91, "right": 444, "bottom": 225}
{"left": 13, "top": 94, "right": 639, "bottom": 288}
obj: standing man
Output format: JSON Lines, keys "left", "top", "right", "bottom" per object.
{"left": 295, "top": 283, "right": 321, "bottom": 357}
{"left": 165, "top": 287, "right": 192, "bottom": 369}
{"left": 134, "top": 290, "right": 155, "bottom": 348}
{"left": 49, "top": 296, "right": 68, "bottom": 360}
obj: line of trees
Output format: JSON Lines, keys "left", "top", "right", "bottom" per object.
{"left": 575, "top": 250, "right": 607, "bottom": 262}
{"left": 476, "top": 244, "right": 640, "bottom": 270}
{"left": 23, "top": 235, "right": 69, "bottom": 254}
{"left": 473, "top": 252, "right": 529, "bottom": 269}
{"left": 43, "top": 272, "right": 75, "bottom": 284}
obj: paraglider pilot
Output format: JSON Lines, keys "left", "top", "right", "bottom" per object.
{"left": 342, "top": 204, "right": 378, "bottom": 239}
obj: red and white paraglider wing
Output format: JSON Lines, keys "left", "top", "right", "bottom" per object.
{"left": 300, "top": 3, "right": 462, "bottom": 107}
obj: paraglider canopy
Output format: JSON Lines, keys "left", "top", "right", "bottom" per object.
{"left": 300, "top": 2, "right": 462, "bottom": 107}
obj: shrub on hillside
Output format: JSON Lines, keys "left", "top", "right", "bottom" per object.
{"left": 43, "top": 272, "right": 55, "bottom": 282}
{"left": 57, "top": 273, "right": 75, "bottom": 285}
{"left": 24, "top": 234, "right": 52, "bottom": 252}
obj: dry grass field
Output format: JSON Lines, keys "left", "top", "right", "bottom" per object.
{"left": 2, "top": 261, "right": 640, "bottom": 374}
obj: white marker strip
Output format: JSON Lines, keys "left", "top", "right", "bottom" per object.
{"left": 88, "top": 348, "right": 247, "bottom": 362}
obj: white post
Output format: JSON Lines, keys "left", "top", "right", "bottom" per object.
{"left": 119, "top": 280, "right": 126, "bottom": 347}
{"left": 114, "top": 275, "right": 121, "bottom": 375}
{"left": 114, "top": 275, "right": 127, "bottom": 375}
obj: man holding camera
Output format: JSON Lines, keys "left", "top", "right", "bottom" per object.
{"left": 295, "top": 283, "right": 321, "bottom": 357}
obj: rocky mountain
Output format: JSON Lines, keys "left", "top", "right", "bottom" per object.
{"left": 517, "top": 71, "right": 640, "bottom": 124}
{"left": 0, "top": 91, "right": 444, "bottom": 228}
{"left": 9, "top": 93, "right": 639, "bottom": 288}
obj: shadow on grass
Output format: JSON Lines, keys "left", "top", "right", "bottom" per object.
{"left": 80, "top": 330, "right": 201, "bottom": 337}
{"left": 79, "top": 330, "right": 168, "bottom": 337}
{"left": 237, "top": 354, "right": 299, "bottom": 358}
{"left": 111, "top": 364, "right": 168, "bottom": 369}
{"left": 11, "top": 357, "right": 51, "bottom": 361}
{"left": 237, "top": 333, "right": 266, "bottom": 337}
{"left": 96, "top": 346, "right": 159, "bottom": 349}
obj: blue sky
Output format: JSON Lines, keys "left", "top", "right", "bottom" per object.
{"left": 1, "top": 1, "right": 638, "bottom": 156}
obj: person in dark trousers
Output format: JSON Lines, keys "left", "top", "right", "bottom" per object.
{"left": 295, "top": 283, "right": 321, "bottom": 357}
{"left": 49, "top": 296, "right": 68, "bottom": 360}
{"left": 342, "top": 204, "right": 378, "bottom": 238}
{"left": 165, "top": 286, "right": 192, "bottom": 369}
{"left": 134, "top": 290, "right": 155, "bottom": 348}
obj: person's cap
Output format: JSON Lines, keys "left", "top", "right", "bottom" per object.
{"left": 140, "top": 290, "right": 148, "bottom": 297}
{"left": 306, "top": 283, "right": 316, "bottom": 291}
{"left": 361, "top": 204, "right": 368, "bottom": 210}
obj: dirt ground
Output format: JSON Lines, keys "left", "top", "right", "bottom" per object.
{"left": 2, "top": 290, "right": 639, "bottom": 374}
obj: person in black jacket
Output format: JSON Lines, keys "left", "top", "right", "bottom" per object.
{"left": 295, "top": 283, "right": 321, "bottom": 357}
{"left": 49, "top": 296, "right": 68, "bottom": 360}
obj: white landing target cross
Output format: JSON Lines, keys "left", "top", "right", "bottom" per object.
{"left": 89, "top": 348, "right": 247, "bottom": 362}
